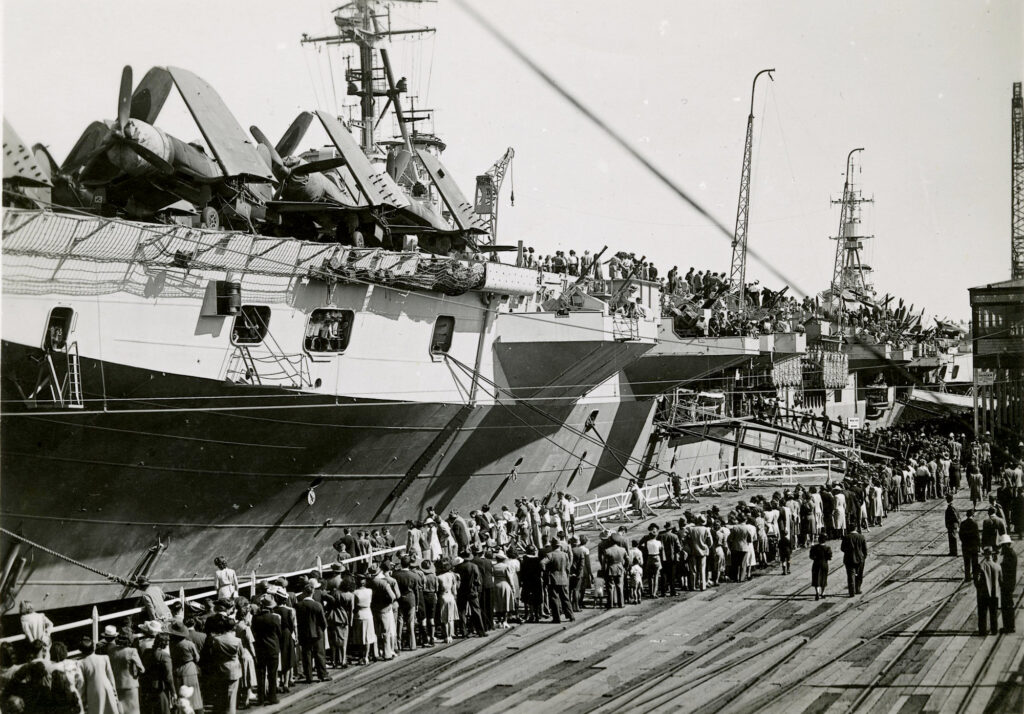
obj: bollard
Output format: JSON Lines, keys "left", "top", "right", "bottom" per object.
{"left": 178, "top": 586, "right": 186, "bottom": 610}
{"left": 316, "top": 556, "right": 324, "bottom": 579}
{"left": 91, "top": 606, "right": 99, "bottom": 644}
{"left": 250, "top": 570, "right": 256, "bottom": 599}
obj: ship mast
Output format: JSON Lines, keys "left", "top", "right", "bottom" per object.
{"left": 301, "top": 0, "right": 435, "bottom": 155}
{"left": 829, "top": 148, "right": 874, "bottom": 327}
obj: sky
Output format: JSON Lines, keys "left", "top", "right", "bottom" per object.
{"left": 3, "top": 0, "right": 1021, "bottom": 320}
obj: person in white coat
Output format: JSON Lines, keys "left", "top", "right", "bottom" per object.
{"left": 832, "top": 487, "right": 847, "bottom": 537}
{"left": 78, "top": 636, "right": 119, "bottom": 714}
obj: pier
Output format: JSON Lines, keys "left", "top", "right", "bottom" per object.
{"left": 239, "top": 478, "right": 1023, "bottom": 714}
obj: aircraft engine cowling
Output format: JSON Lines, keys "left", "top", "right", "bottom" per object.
{"left": 107, "top": 120, "right": 173, "bottom": 175}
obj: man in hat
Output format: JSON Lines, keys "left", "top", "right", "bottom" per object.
{"left": 657, "top": 523, "right": 681, "bottom": 597}
{"left": 840, "top": 527, "right": 868, "bottom": 597}
{"left": 961, "top": 510, "right": 981, "bottom": 582}
{"left": 999, "top": 535, "right": 1017, "bottom": 633}
{"left": 453, "top": 552, "right": 486, "bottom": 637}
{"left": 975, "top": 546, "right": 1002, "bottom": 636}
{"left": 982, "top": 507, "right": 1006, "bottom": 550}
{"left": 134, "top": 575, "right": 172, "bottom": 623}
{"left": 471, "top": 547, "right": 495, "bottom": 632}
{"left": 252, "top": 595, "right": 282, "bottom": 705}
{"left": 542, "top": 538, "right": 574, "bottom": 623}
{"left": 295, "top": 584, "right": 330, "bottom": 683}
{"left": 98, "top": 624, "right": 119, "bottom": 656}
{"left": 601, "top": 536, "right": 627, "bottom": 609}
{"left": 945, "top": 494, "right": 960, "bottom": 557}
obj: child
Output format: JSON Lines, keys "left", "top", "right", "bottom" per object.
{"left": 778, "top": 531, "right": 792, "bottom": 575}
{"left": 629, "top": 559, "right": 644, "bottom": 604}
{"left": 173, "top": 686, "right": 196, "bottom": 714}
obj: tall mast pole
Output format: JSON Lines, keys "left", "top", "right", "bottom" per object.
{"left": 729, "top": 68, "right": 774, "bottom": 319}
{"left": 830, "top": 148, "right": 862, "bottom": 329}
{"left": 1012, "top": 81, "right": 1023, "bottom": 280}
{"left": 301, "top": 0, "right": 435, "bottom": 155}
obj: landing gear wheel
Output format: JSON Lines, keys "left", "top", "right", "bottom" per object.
{"left": 200, "top": 206, "right": 220, "bottom": 230}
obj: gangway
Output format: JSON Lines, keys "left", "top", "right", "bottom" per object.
{"left": 747, "top": 413, "right": 901, "bottom": 459}
{"left": 661, "top": 419, "right": 892, "bottom": 467}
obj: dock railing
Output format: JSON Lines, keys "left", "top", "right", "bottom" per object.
{"left": 0, "top": 545, "right": 405, "bottom": 646}
{"left": 573, "top": 460, "right": 838, "bottom": 528}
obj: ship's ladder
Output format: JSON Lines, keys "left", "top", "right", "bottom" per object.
{"left": 238, "top": 346, "right": 263, "bottom": 386}
{"left": 66, "top": 343, "right": 84, "bottom": 408}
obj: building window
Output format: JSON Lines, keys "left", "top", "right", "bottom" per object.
{"left": 232, "top": 306, "right": 271, "bottom": 345}
{"left": 951, "top": 365, "right": 960, "bottom": 380}
{"left": 44, "top": 307, "right": 74, "bottom": 351}
{"left": 305, "top": 309, "right": 354, "bottom": 353}
{"left": 430, "top": 316, "right": 455, "bottom": 354}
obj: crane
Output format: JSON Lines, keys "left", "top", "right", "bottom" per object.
{"left": 728, "top": 68, "right": 774, "bottom": 317}
{"left": 474, "top": 147, "right": 514, "bottom": 244}
{"left": 1012, "top": 82, "right": 1023, "bottom": 279}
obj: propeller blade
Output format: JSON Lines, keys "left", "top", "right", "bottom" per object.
{"left": 290, "top": 157, "right": 347, "bottom": 177}
{"left": 121, "top": 139, "right": 174, "bottom": 175}
{"left": 62, "top": 121, "right": 115, "bottom": 174}
{"left": 118, "top": 66, "right": 133, "bottom": 132}
{"left": 276, "top": 112, "right": 314, "bottom": 158}
{"left": 250, "top": 125, "right": 286, "bottom": 177}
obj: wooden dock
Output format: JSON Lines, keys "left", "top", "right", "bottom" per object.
{"left": 262, "top": 480, "right": 1024, "bottom": 714}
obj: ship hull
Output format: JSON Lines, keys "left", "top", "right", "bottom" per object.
{"left": 0, "top": 340, "right": 656, "bottom": 609}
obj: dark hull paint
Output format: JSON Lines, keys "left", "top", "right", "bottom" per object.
{"left": 0, "top": 340, "right": 656, "bottom": 609}
{"left": 622, "top": 353, "right": 753, "bottom": 399}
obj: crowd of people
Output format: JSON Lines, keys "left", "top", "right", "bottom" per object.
{"left": 3, "top": 423, "right": 1021, "bottom": 714}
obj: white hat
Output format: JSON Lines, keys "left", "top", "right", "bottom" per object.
{"left": 178, "top": 685, "right": 194, "bottom": 699}
{"left": 998, "top": 534, "right": 1012, "bottom": 546}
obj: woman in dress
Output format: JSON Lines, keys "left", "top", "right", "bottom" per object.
{"left": 491, "top": 552, "right": 516, "bottom": 629}
{"left": 139, "top": 633, "right": 174, "bottom": 714}
{"left": 832, "top": 487, "right": 847, "bottom": 537}
{"left": 809, "top": 486, "right": 824, "bottom": 537}
{"left": 352, "top": 576, "right": 378, "bottom": 665}
{"left": 436, "top": 559, "right": 459, "bottom": 644}
{"left": 167, "top": 622, "right": 202, "bottom": 713}
{"left": 200, "top": 614, "right": 242, "bottom": 714}
{"left": 763, "top": 501, "right": 780, "bottom": 562}
{"left": 109, "top": 632, "right": 143, "bottom": 714}
{"left": 809, "top": 533, "right": 832, "bottom": 600}
{"left": 269, "top": 585, "right": 296, "bottom": 693}
{"left": 233, "top": 606, "right": 258, "bottom": 709}
{"left": 213, "top": 558, "right": 239, "bottom": 601}
{"left": 48, "top": 641, "right": 84, "bottom": 714}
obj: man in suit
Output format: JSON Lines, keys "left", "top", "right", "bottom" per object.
{"left": 945, "top": 494, "right": 959, "bottom": 556}
{"left": 688, "top": 516, "right": 713, "bottom": 591}
{"left": 657, "top": 523, "right": 681, "bottom": 596}
{"left": 602, "top": 540, "right": 627, "bottom": 609}
{"left": 840, "top": 528, "right": 868, "bottom": 597}
{"left": 453, "top": 553, "right": 486, "bottom": 637}
{"left": 251, "top": 595, "right": 282, "bottom": 705}
{"left": 543, "top": 542, "right": 574, "bottom": 623}
{"left": 1000, "top": 535, "right": 1017, "bottom": 633}
{"left": 976, "top": 547, "right": 1002, "bottom": 636}
{"left": 295, "top": 584, "right": 331, "bottom": 683}
{"left": 960, "top": 510, "right": 981, "bottom": 582}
